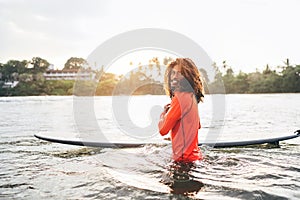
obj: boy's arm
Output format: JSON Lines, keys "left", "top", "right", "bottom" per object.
{"left": 158, "top": 96, "right": 182, "bottom": 136}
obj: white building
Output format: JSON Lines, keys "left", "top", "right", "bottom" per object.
{"left": 43, "top": 69, "right": 96, "bottom": 80}
{"left": 2, "top": 81, "right": 19, "bottom": 88}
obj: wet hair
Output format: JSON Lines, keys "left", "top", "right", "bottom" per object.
{"left": 164, "top": 58, "right": 204, "bottom": 103}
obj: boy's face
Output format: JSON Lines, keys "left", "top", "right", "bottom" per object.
{"left": 170, "top": 65, "right": 184, "bottom": 91}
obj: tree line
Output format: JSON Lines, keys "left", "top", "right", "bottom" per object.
{"left": 0, "top": 57, "right": 299, "bottom": 96}
{"left": 210, "top": 59, "right": 300, "bottom": 93}
{"left": 0, "top": 57, "right": 90, "bottom": 96}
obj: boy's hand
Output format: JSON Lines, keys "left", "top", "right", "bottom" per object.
{"left": 164, "top": 103, "right": 171, "bottom": 113}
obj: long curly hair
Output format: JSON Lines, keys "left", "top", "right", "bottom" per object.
{"left": 164, "top": 58, "right": 204, "bottom": 103}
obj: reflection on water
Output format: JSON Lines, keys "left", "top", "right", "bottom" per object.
{"left": 161, "top": 161, "right": 204, "bottom": 196}
{"left": 51, "top": 147, "right": 103, "bottom": 158}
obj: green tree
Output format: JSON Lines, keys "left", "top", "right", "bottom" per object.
{"left": 232, "top": 71, "right": 249, "bottom": 93}
{"left": 96, "top": 79, "right": 117, "bottom": 95}
{"left": 248, "top": 72, "right": 264, "bottom": 93}
{"left": 247, "top": 66, "right": 281, "bottom": 93}
{"left": 95, "top": 72, "right": 118, "bottom": 95}
{"left": 0, "top": 63, "right": 3, "bottom": 80}
{"left": 64, "top": 57, "right": 88, "bottom": 70}
{"left": 281, "top": 65, "right": 300, "bottom": 92}
{"left": 263, "top": 64, "right": 272, "bottom": 75}
{"left": 0, "top": 60, "right": 28, "bottom": 81}
{"left": 222, "top": 67, "right": 234, "bottom": 93}
{"left": 209, "top": 62, "right": 225, "bottom": 94}
{"left": 31, "top": 57, "right": 50, "bottom": 73}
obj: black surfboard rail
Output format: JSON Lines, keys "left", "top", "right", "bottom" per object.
{"left": 34, "top": 130, "right": 300, "bottom": 148}
{"left": 34, "top": 134, "right": 148, "bottom": 148}
{"left": 199, "top": 130, "right": 300, "bottom": 148}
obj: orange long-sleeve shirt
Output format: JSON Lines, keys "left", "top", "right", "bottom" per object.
{"left": 158, "top": 92, "right": 202, "bottom": 162}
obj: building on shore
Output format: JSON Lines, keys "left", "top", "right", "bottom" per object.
{"left": 2, "top": 81, "right": 19, "bottom": 88}
{"left": 43, "top": 69, "right": 96, "bottom": 80}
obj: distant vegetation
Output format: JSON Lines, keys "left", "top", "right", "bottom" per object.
{"left": 211, "top": 59, "right": 300, "bottom": 93}
{"left": 0, "top": 57, "right": 299, "bottom": 96}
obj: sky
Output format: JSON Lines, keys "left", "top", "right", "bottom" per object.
{"left": 0, "top": 0, "right": 299, "bottom": 74}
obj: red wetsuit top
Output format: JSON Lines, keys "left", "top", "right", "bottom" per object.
{"left": 158, "top": 92, "right": 203, "bottom": 162}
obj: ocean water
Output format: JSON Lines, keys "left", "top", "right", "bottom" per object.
{"left": 0, "top": 94, "right": 299, "bottom": 199}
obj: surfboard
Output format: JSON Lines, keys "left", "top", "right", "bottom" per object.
{"left": 34, "top": 134, "right": 150, "bottom": 148}
{"left": 34, "top": 130, "right": 300, "bottom": 148}
{"left": 200, "top": 129, "right": 300, "bottom": 148}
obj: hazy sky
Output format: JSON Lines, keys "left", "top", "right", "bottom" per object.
{"left": 0, "top": 0, "right": 299, "bottom": 73}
